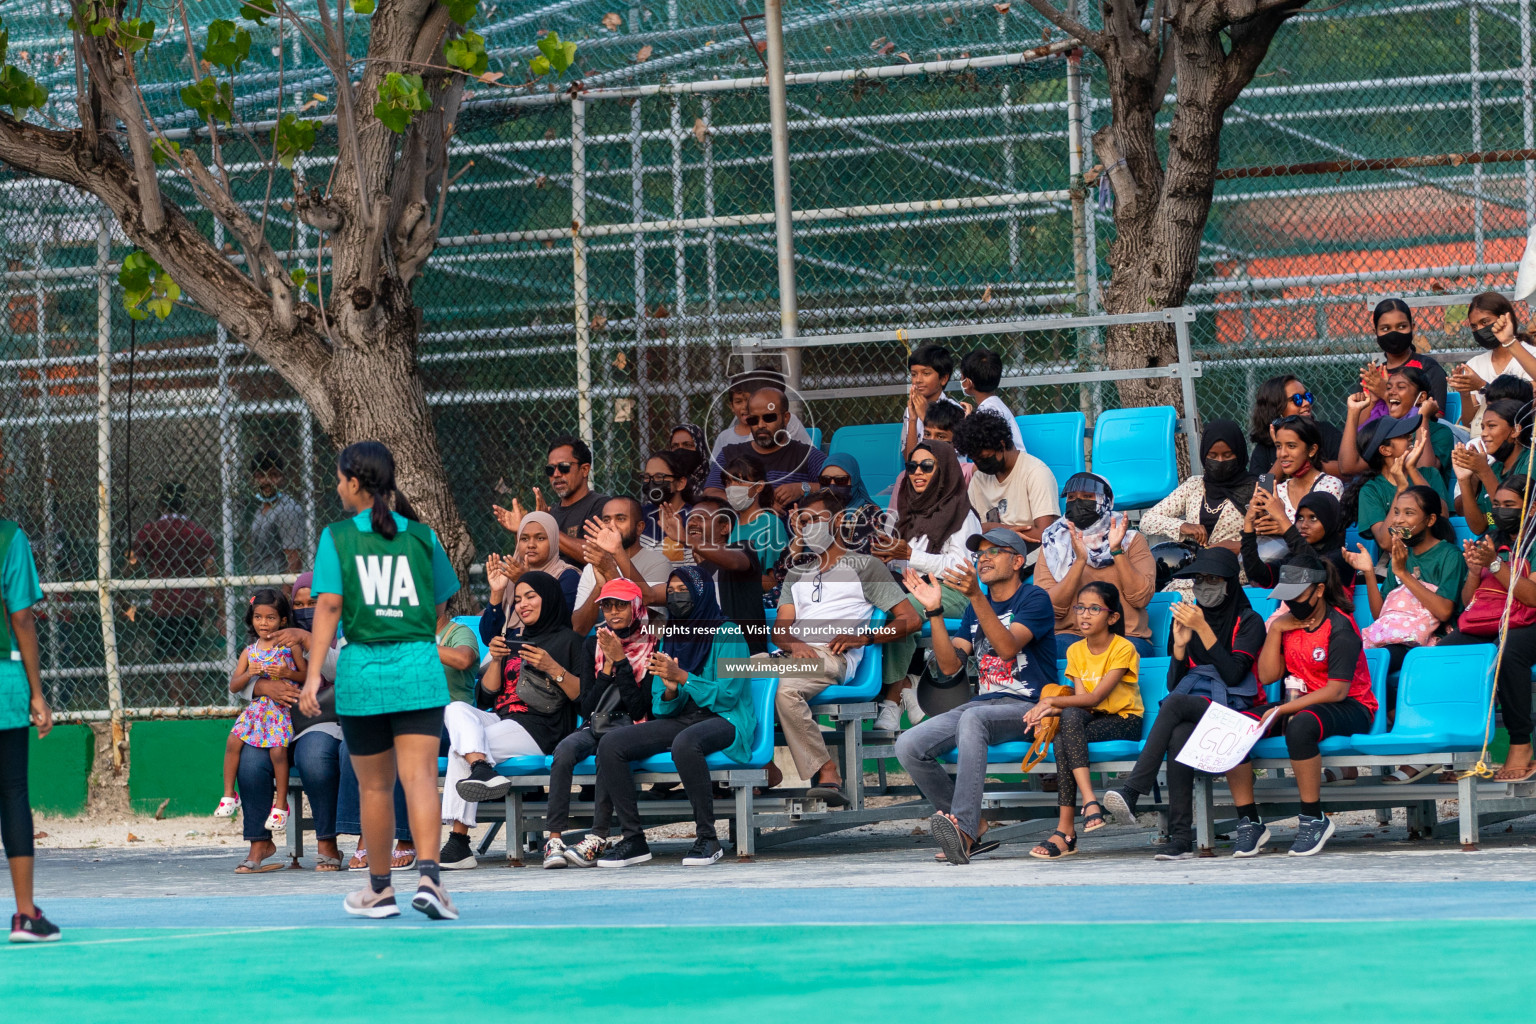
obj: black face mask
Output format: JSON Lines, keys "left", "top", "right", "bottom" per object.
{"left": 1376, "top": 330, "right": 1414, "bottom": 356}
{"left": 642, "top": 483, "right": 669, "bottom": 505}
{"left": 1064, "top": 499, "right": 1101, "bottom": 529}
{"left": 1203, "top": 457, "right": 1240, "bottom": 482}
{"left": 666, "top": 592, "right": 694, "bottom": 620}
{"left": 974, "top": 453, "right": 1007, "bottom": 476}
{"left": 613, "top": 615, "right": 642, "bottom": 638}
{"left": 1286, "top": 595, "right": 1317, "bottom": 620}
{"left": 1494, "top": 441, "right": 1518, "bottom": 462}
{"left": 1492, "top": 507, "right": 1524, "bottom": 537}
{"left": 825, "top": 484, "right": 853, "bottom": 505}
{"left": 1474, "top": 325, "right": 1502, "bottom": 350}
{"left": 291, "top": 607, "right": 315, "bottom": 632}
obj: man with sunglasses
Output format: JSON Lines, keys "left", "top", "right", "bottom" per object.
{"left": 491, "top": 437, "right": 611, "bottom": 564}
{"left": 894, "top": 528, "right": 1056, "bottom": 864}
{"left": 703, "top": 388, "right": 826, "bottom": 511}
{"left": 709, "top": 369, "right": 813, "bottom": 463}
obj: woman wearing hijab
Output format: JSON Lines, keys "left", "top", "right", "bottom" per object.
{"left": 593, "top": 566, "right": 757, "bottom": 868}
{"left": 1035, "top": 472, "right": 1158, "bottom": 656}
{"left": 477, "top": 510, "right": 579, "bottom": 646}
{"left": 442, "top": 571, "right": 588, "bottom": 838}
{"left": 669, "top": 422, "right": 711, "bottom": 492}
{"left": 1243, "top": 491, "right": 1356, "bottom": 589}
{"left": 1103, "top": 547, "right": 1268, "bottom": 859}
{"left": 870, "top": 440, "right": 981, "bottom": 730}
{"left": 1142, "top": 419, "right": 1257, "bottom": 554}
{"left": 535, "top": 578, "right": 658, "bottom": 870}
{"left": 820, "top": 451, "right": 883, "bottom": 555}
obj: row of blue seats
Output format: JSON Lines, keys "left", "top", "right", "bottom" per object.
{"left": 825, "top": 407, "right": 1178, "bottom": 510}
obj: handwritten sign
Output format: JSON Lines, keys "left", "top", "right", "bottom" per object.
{"left": 1174, "top": 703, "right": 1281, "bottom": 774}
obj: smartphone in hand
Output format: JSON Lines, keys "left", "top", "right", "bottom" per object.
{"left": 1257, "top": 472, "right": 1276, "bottom": 495}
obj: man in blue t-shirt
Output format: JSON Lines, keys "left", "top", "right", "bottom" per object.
{"left": 896, "top": 528, "right": 1055, "bottom": 865}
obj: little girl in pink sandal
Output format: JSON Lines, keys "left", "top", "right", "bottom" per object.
{"left": 213, "top": 589, "right": 307, "bottom": 830}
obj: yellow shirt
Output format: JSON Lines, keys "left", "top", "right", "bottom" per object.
{"left": 1064, "top": 634, "right": 1144, "bottom": 718}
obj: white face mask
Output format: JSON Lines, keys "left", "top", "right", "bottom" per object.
{"left": 799, "top": 520, "right": 833, "bottom": 553}
{"left": 725, "top": 485, "right": 756, "bottom": 512}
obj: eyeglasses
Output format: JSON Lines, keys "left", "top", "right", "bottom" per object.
{"left": 976, "top": 546, "right": 1012, "bottom": 559}
{"left": 1289, "top": 392, "right": 1314, "bottom": 407}
{"left": 812, "top": 574, "right": 824, "bottom": 602}
{"left": 818, "top": 475, "right": 850, "bottom": 488}
{"left": 544, "top": 461, "right": 576, "bottom": 476}
{"left": 1193, "top": 574, "right": 1225, "bottom": 587}
{"left": 904, "top": 459, "right": 937, "bottom": 474}
{"left": 745, "top": 413, "right": 781, "bottom": 427}
{"left": 1073, "top": 603, "right": 1109, "bottom": 615}
{"left": 639, "top": 474, "right": 673, "bottom": 485}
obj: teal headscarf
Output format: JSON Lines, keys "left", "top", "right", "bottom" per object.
{"left": 821, "top": 451, "right": 873, "bottom": 508}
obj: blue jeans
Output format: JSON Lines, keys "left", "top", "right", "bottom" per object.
{"left": 1054, "top": 633, "right": 1156, "bottom": 659}
{"left": 237, "top": 731, "right": 341, "bottom": 843}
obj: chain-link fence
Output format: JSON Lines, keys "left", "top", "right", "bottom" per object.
{"left": 0, "top": 0, "right": 1527, "bottom": 722}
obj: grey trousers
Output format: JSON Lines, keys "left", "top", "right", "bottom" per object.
{"left": 894, "top": 697, "right": 1034, "bottom": 840}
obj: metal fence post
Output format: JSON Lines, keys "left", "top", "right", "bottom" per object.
{"left": 571, "top": 95, "right": 594, "bottom": 448}
{"left": 1174, "top": 313, "right": 1202, "bottom": 468}
{"left": 94, "top": 217, "right": 125, "bottom": 768}
{"left": 764, "top": 0, "right": 801, "bottom": 399}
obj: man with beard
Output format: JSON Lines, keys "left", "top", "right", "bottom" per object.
{"left": 954, "top": 410, "right": 1061, "bottom": 546}
{"left": 493, "top": 437, "right": 610, "bottom": 564}
{"left": 703, "top": 387, "right": 825, "bottom": 511}
{"left": 570, "top": 496, "right": 671, "bottom": 634}
{"left": 248, "top": 450, "right": 305, "bottom": 576}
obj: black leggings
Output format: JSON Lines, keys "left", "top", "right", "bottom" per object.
{"left": 1441, "top": 627, "right": 1536, "bottom": 746}
{"left": 1268, "top": 698, "right": 1373, "bottom": 761}
{"left": 597, "top": 715, "right": 736, "bottom": 841}
{"left": 1055, "top": 707, "right": 1142, "bottom": 808}
{"left": 545, "top": 728, "right": 609, "bottom": 836}
{"left": 1122, "top": 692, "right": 1210, "bottom": 844}
{"left": 0, "top": 726, "right": 33, "bottom": 859}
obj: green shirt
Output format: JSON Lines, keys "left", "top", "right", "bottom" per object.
{"left": 0, "top": 523, "right": 42, "bottom": 730}
{"left": 1382, "top": 537, "right": 1468, "bottom": 618}
{"left": 654, "top": 622, "right": 755, "bottom": 764}
{"left": 1428, "top": 420, "right": 1456, "bottom": 494}
{"left": 729, "top": 513, "right": 788, "bottom": 574}
{"left": 437, "top": 620, "right": 480, "bottom": 705}
{"left": 1357, "top": 471, "right": 1452, "bottom": 538}
{"left": 1474, "top": 447, "right": 1532, "bottom": 523}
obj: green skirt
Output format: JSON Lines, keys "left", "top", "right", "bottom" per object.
{"left": 0, "top": 659, "right": 28, "bottom": 730}
{"left": 335, "top": 641, "right": 448, "bottom": 717}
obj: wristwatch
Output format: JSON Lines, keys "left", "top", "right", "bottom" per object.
{"left": 1110, "top": 547, "right": 1125, "bottom": 558}
{"left": 926, "top": 608, "right": 946, "bottom": 619}
{"left": 1490, "top": 557, "right": 1504, "bottom": 575}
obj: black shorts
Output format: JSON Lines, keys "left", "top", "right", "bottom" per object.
{"left": 340, "top": 706, "right": 445, "bottom": 757}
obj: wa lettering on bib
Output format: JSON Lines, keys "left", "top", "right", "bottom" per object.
{"left": 329, "top": 518, "right": 437, "bottom": 644}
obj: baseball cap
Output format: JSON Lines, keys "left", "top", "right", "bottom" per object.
{"left": 965, "top": 528, "right": 1037, "bottom": 560}
{"left": 1266, "top": 562, "right": 1330, "bottom": 602}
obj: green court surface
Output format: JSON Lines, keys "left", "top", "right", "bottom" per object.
{"left": 5, "top": 921, "right": 1528, "bottom": 1020}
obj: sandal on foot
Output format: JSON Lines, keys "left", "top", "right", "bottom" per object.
{"left": 1495, "top": 762, "right": 1536, "bottom": 783}
{"left": 929, "top": 813, "right": 972, "bottom": 865}
{"left": 1320, "top": 768, "right": 1356, "bottom": 787}
{"left": 1384, "top": 764, "right": 1442, "bottom": 785}
{"left": 806, "top": 781, "right": 849, "bottom": 807}
{"left": 234, "top": 853, "right": 283, "bottom": 874}
{"left": 213, "top": 796, "right": 240, "bottom": 818}
{"left": 934, "top": 839, "right": 999, "bottom": 862}
{"left": 348, "top": 849, "right": 368, "bottom": 871}
{"left": 391, "top": 848, "right": 418, "bottom": 869}
{"left": 313, "top": 855, "right": 343, "bottom": 872}
{"left": 263, "top": 808, "right": 289, "bottom": 831}
{"left": 1029, "top": 830, "right": 1077, "bottom": 860}
{"left": 1081, "top": 800, "right": 1107, "bottom": 832}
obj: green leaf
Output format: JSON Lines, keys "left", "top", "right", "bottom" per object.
{"left": 528, "top": 54, "right": 550, "bottom": 76}
{"left": 202, "top": 19, "right": 250, "bottom": 72}
{"left": 239, "top": 0, "right": 275, "bottom": 25}
{"left": 180, "top": 76, "right": 233, "bottom": 123}
{"left": 289, "top": 267, "right": 319, "bottom": 296}
{"left": 150, "top": 138, "right": 180, "bottom": 165}
{"left": 0, "top": 64, "right": 47, "bottom": 116}
{"left": 115, "top": 17, "right": 154, "bottom": 53}
{"left": 349, "top": 0, "right": 375, "bottom": 12}
{"left": 536, "top": 31, "right": 575, "bottom": 73}
{"left": 444, "top": 31, "right": 487, "bottom": 75}
{"left": 271, "top": 113, "right": 319, "bottom": 169}
{"left": 118, "top": 251, "right": 179, "bottom": 322}
{"left": 372, "top": 72, "right": 429, "bottom": 134}
{"left": 446, "top": 0, "right": 477, "bottom": 25}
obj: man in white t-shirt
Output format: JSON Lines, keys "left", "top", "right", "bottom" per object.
{"left": 955, "top": 408, "right": 1060, "bottom": 545}
{"left": 570, "top": 496, "right": 671, "bottom": 633}
{"left": 960, "top": 349, "right": 1026, "bottom": 453}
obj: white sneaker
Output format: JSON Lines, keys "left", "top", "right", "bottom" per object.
{"left": 899, "top": 685, "right": 927, "bottom": 725}
{"left": 873, "top": 700, "right": 901, "bottom": 732}
{"left": 542, "top": 836, "right": 570, "bottom": 869}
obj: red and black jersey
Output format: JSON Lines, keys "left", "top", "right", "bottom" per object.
{"left": 1281, "top": 608, "right": 1375, "bottom": 715}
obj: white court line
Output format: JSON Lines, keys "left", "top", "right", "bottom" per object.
{"left": 3, "top": 926, "right": 306, "bottom": 949}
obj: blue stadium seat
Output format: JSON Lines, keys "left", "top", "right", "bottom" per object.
{"left": 1353, "top": 585, "right": 1376, "bottom": 630}
{"left": 1090, "top": 406, "right": 1179, "bottom": 509}
{"left": 1015, "top": 412, "right": 1086, "bottom": 490}
{"left": 805, "top": 426, "right": 823, "bottom": 451}
{"left": 1146, "top": 591, "right": 1180, "bottom": 655}
{"left": 1351, "top": 644, "right": 1497, "bottom": 756}
{"left": 809, "top": 610, "right": 888, "bottom": 705}
{"left": 635, "top": 676, "right": 781, "bottom": 771}
{"left": 1450, "top": 516, "right": 1479, "bottom": 546}
{"left": 1445, "top": 390, "right": 1462, "bottom": 424}
{"left": 452, "top": 613, "right": 490, "bottom": 662}
{"left": 828, "top": 423, "right": 903, "bottom": 506}
{"left": 1243, "top": 588, "right": 1278, "bottom": 621}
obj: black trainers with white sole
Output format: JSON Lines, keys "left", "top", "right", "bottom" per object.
{"left": 1231, "top": 816, "right": 1271, "bottom": 858}
{"left": 1102, "top": 788, "right": 1140, "bottom": 826}
{"left": 1152, "top": 839, "right": 1196, "bottom": 861}
{"left": 597, "top": 834, "right": 652, "bottom": 867}
{"left": 455, "top": 760, "right": 510, "bottom": 802}
{"left": 9, "top": 909, "right": 61, "bottom": 943}
{"left": 681, "top": 838, "right": 724, "bottom": 866}
{"left": 439, "top": 831, "right": 478, "bottom": 870}
{"left": 1288, "top": 814, "right": 1336, "bottom": 856}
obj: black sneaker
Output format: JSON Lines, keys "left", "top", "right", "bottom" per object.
{"left": 9, "top": 909, "right": 60, "bottom": 943}
{"left": 681, "top": 837, "right": 724, "bottom": 866}
{"left": 1288, "top": 814, "right": 1336, "bottom": 857}
{"left": 1231, "top": 816, "right": 1271, "bottom": 859}
{"left": 1153, "top": 839, "right": 1195, "bottom": 861}
{"left": 455, "top": 760, "right": 510, "bottom": 802}
{"left": 597, "top": 833, "right": 652, "bottom": 867}
{"left": 440, "top": 831, "right": 477, "bottom": 871}
{"left": 1102, "top": 788, "right": 1139, "bottom": 825}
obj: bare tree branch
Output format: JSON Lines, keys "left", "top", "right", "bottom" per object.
{"left": 1020, "top": 0, "right": 1106, "bottom": 51}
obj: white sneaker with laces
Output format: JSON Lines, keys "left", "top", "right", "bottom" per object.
{"left": 873, "top": 700, "right": 901, "bottom": 732}
{"left": 899, "top": 685, "right": 927, "bottom": 725}
{"left": 542, "top": 836, "right": 570, "bottom": 869}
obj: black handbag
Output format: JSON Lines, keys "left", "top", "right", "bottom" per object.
{"left": 587, "top": 681, "right": 634, "bottom": 736}
{"left": 515, "top": 665, "right": 570, "bottom": 715}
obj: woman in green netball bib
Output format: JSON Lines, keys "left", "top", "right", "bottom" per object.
{"left": 300, "top": 441, "right": 460, "bottom": 921}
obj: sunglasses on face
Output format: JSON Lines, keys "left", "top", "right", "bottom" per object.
{"left": 745, "top": 413, "right": 781, "bottom": 427}
{"left": 904, "top": 459, "right": 937, "bottom": 474}
{"left": 1073, "top": 603, "right": 1108, "bottom": 616}
{"left": 818, "top": 475, "right": 850, "bottom": 488}
{"left": 545, "top": 462, "right": 576, "bottom": 476}
{"left": 1289, "top": 392, "right": 1314, "bottom": 407}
